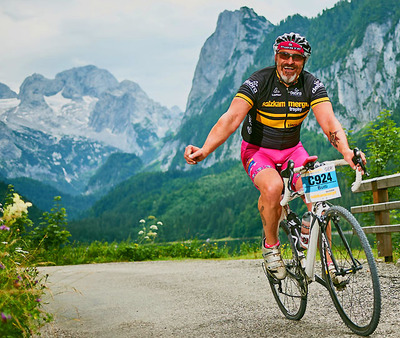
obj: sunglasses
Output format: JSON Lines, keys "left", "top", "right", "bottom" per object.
{"left": 277, "top": 51, "right": 305, "bottom": 62}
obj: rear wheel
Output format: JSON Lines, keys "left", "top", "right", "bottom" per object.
{"left": 263, "top": 221, "right": 308, "bottom": 320}
{"left": 320, "top": 206, "right": 381, "bottom": 336}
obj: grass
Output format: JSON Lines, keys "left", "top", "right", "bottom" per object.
{"left": 35, "top": 236, "right": 398, "bottom": 266}
{"left": 32, "top": 239, "right": 262, "bottom": 266}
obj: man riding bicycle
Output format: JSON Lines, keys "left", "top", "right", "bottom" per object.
{"left": 184, "top": 32, "right": 365, "bottom": 280}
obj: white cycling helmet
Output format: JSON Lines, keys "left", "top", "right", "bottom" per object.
{"left": 273, "top": 32, "right": 312, "bottom": 60}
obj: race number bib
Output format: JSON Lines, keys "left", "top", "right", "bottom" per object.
{"left": 301, "top": 164, "right": 341, "bottom": 203}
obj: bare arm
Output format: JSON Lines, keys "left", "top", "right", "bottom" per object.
{"left": 184, "top": 97, "right": 251, "bottom": 164}
{"left": 313, "top": 101, "right": 364, "bottom": 169}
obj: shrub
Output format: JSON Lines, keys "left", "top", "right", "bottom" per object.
{"left": 0, "top": 186, "right": 52, "bottom": 336}
{"left": 29, "top": 196, "right": 71, "bottom": 251}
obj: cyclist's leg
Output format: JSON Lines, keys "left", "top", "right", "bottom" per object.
{"left": 241, "top": 140, "right": 283, "bottom": 246}
{"left": 254, "top": 168, "right": 283, "bottom": 245}
{"left": 241, "top": 141, "right": 286, "bottom": 279}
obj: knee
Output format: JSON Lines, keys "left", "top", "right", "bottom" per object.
{"left": 258, "top": 180, "right": 283, "bottom": 203}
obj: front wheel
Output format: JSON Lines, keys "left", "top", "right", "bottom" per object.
{"left": 263, "top": 221, "right": 308, "bottom": 320}
{"left": 320, "top": 206, "right": 381, "bottom": 336}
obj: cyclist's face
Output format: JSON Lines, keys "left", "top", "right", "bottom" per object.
{"left": 275, "top": 49, "right": 305, "bottom": 85}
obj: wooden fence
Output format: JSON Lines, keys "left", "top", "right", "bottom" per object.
{"left": 351, "top": 173, "right": 400, "bottom": 262}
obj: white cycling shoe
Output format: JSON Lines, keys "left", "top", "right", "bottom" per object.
{"left": 262, "top": 241, "right": 287, "bottom": 280}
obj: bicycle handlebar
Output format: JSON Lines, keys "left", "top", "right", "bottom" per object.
{"left": 280, "top": 152, "right": 365, "bottom": 207}
{"left": 352, "top": 147, "right": 369, "bottom": 177}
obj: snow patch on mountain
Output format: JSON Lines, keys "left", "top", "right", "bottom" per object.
{"left": 0, "top": 65, "right": 183, "bottom": 193}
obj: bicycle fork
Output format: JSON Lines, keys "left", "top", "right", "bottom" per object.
{"left": 321, "top": 216, "right": 364, "bottom": 279}
{"left": 304, "top": 215, "right": 319, "bottom": 281}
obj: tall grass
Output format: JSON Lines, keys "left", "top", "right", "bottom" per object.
{"left": 34, "top": 239, "right": 261, "bottom": 265}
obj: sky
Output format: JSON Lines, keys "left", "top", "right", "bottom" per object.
{"left": 0, "top": 0, "right": 340, "bottom": 110}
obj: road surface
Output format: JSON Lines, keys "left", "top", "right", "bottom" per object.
{"left": 38, "top": 259, "right": 400, "bottom": 337}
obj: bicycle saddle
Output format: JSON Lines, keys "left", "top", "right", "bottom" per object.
{"left": 302, "top": 156, "right": 318, "bottom": 169}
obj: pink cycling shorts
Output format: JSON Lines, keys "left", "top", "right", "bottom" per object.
{"left": 241, "top": 140, "right": 309, "bottom": 190}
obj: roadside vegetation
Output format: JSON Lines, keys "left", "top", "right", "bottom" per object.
{"left": 0, "top": 187, "right": 52, "bottom": 337}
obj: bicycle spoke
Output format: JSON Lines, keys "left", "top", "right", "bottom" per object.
{"left": 264, "top": 222, "right": 307, "bottom": 320}
{"left": 321, "top": 206, "right": 381, "bottom": 336}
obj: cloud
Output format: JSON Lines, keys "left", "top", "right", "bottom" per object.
{"left": 0, "top": 0, "right": 340, "bottom": 109}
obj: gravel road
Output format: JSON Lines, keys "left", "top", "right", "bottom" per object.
{"left": 37, "top": 259, "right": 400, "bottom": 338}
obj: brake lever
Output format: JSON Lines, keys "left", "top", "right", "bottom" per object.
{"left": 281, "top": 160, "right": 295, "bottom": 192}
{"left": 352, "top": 148, "right": 369, "bottom": 177}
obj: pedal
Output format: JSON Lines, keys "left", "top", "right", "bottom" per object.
{"left": 333, "top": 278, "right": 350, "bottom": 291}
{"left": 262, "top": 262, "right": 280, "bottom": 284}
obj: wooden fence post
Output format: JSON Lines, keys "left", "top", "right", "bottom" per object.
{"left": 372, "top": 181, "right": 393, "bottom": 262}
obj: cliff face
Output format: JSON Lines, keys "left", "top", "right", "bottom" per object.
{"left": 186, "top": 7, "right": 273, "bottom": 116}
{"left": 161, "top": 7, "right": 274, "bottom": 169}
{"left": 310, "top": 20, "right": 400, "bottom": 131}
{"left": 162, "top": 4, "right": 400, "bottom": 169}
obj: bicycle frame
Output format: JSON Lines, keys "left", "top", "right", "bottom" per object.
{"left": 280, "top": 158, "right": 362, "bottom": 283}
{"left": 267, "top": 153, "right": 381, "bottom": 336}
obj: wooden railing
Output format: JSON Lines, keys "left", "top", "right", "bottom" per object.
{"left": 351, "top": 173, "right": 400, "bottom": 262}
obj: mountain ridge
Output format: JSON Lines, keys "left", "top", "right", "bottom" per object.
{"left": 162, "top": 1, "right": 400, "bottom": 171}
{"left": 66, "top": 1, "right": 400, "bottom": 242}
{"left": 0, "top": 2, "right": 399, "bottom": 234}
{"left": 0, "top": 65, "right": 183, "bottom": 196}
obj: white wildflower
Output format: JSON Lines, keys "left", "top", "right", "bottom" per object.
{"left": 3, "top": 193, "right": 32, "bottom": 223}
{"left": 150, "top": 225, "right": 158, "bottom": 230}
{"left": 15, "top": 247, "right": 29, "bottom": 254}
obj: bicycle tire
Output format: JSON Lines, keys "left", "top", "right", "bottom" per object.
{"left": 319, "top": 205, "right": 381, "bottom": 336}
{"left": 263, "top": 221, "right": 308, "bottom": 320}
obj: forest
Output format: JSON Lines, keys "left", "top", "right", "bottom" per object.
{"left": 66, "top": 110, "right": 400, "bottom": 243}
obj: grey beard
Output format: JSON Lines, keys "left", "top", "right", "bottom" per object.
{"left": 281, "top": 73, "right": 298, "bottom": 85}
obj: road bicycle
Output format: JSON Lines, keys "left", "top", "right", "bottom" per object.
{"left": 262, "top": 149, "right": 381, "bottom": 336}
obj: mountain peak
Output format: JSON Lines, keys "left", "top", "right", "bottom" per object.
{"left": 55, "top": 65, "right": 119, "bottom": 99}
{"left": 185, "top": 7, "right": 273, "bottom": 115}
{"left": 19, "top": 73, "right": 63, "bottom": 108}
{"left": 0, "top": 83, "right": 18, "bottom": 99}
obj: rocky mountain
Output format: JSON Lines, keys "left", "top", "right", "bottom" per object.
{"left": 67, "top": 1, "right": 400, "bottom": 242}
{"left": 0, "top": 83, "right": 17, "bottom": 99}
{"left": 160, "top": 7, "right": 274, "bottom": 170}
{"left": 163, "top": 1, "right": 400, "bottom": 170}
{"left": 0, "top": 65, "right": 183, "bottom": 195}
{"left": 186, "top": 7, "right": 273, "bottom": 116}
{"left": 1, "top": 1, "right": 400, "bottom": 216}
{"left": 302, "top": 0, "right": 400, "bottom": 130}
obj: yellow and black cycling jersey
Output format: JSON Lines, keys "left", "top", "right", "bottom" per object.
{"left": 236, "top": 66, "right": 330, "bottom": 150}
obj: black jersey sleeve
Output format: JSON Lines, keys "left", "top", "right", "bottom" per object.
{"left": 307, "top": 75, "right": 330, "bottom": 108}
{"left": 234, "top": 71, "right": 264, "bottom": 107}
